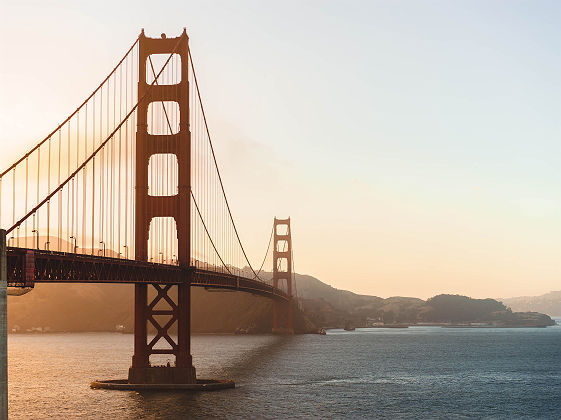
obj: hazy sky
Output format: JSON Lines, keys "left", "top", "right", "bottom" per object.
{"left": 1, "top": 0, "right": 559, "bottom": 299}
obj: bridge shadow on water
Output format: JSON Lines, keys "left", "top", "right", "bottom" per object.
{"left": 124, "top": 334, "right": 296, "bottom": 418}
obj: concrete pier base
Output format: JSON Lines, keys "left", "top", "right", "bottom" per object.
{"left": 272, "top": 327, "right": 294, "bottom": 335}
{"left": 91, "top": 378, "right": 234, "bottom": 391}
{"left": 128, "top": 366, "right": 196, "bottom": 385}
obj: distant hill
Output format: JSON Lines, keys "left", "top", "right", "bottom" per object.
{"left": 294, "top": 273, "right": 424, "bottom": 326}
{"left": 294, "top": 274, "right": 554, "bottom": 328}
{"left": 7, "top": 283, "right": 315, "bottom": 334}
{"left": 501, "top": 291, "right": 561, "bottom": 317}
{"left": 6, "top": 272, "right": 555, "bottom": 333}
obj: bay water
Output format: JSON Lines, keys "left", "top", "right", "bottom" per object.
{"left": 8, "top": 321, "right": 561, "bottom": 418}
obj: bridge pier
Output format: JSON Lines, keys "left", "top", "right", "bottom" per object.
{"left": 273, "top": 300, "right": 294, "bottom": 335}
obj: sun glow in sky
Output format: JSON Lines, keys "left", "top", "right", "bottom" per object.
{"left": 1, "top": 0, "right": 559, "bottom": 299}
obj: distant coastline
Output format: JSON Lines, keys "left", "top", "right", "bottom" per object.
{"left": 301, "top": 292, "right": 555, "bottom": 330}
{"left": 6, "top": 273, "right": 556, "bottom": 335}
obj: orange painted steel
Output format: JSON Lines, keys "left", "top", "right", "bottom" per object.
{"left": 131, "top": 29, "right": 195, "bottom": 384}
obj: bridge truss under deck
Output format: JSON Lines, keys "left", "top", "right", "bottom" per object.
{"left": 5, "top": 248, "right": 289, "bottom": 301}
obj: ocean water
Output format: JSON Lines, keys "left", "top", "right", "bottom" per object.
{"left": 7, "top": 321, "right": 561, "bottom": 419}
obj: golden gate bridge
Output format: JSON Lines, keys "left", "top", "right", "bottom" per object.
{"left": 0, "top": 29, "right": 296, "bottom": 388}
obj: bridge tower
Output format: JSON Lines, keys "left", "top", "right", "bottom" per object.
{"left": 272, "top": 217, "right": 294, "bottom": 334}
{"left": 129, "top": 29, "right": 196, "bottom": 384}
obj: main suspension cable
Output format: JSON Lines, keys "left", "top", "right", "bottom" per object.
{"left": 187, "top": 48, "right": 261, "bottom": 280}
{"left": 254, "top": 224, "right": 274, "bottom": 280}
{"left": 190, "top": 190, "right": 231, "bottom": 274}
{"left": 0, "top": 37, "right": 139, "bottom": 178}
{"left": 7, "top": 38, "right": 182, "bottom": 235}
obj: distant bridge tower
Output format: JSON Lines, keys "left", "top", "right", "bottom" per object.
{"left": 272, "top": 217, "right": 294, "bottom": 334}
{"left": 129, "top": 29, "right": 196, "bottom": 384}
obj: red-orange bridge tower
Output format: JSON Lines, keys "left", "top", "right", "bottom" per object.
{"left": 1, "top": 29, "right": 296, "bottom": 386}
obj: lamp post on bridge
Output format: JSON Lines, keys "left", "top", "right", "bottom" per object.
{"left": 31, "top": 229, "right": 39, "bottom": 250}
{"left": 69, "top": 236, "right": 77, "bottom": 254}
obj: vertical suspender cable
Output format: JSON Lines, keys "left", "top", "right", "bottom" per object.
{"left": 47, "top": 137, "right": 51, "bottom": 249}
{"left": 83, "top": 104, "right": 87, "bottom": 252}
{"left": 66, "top": 122, "right": 70, "bottom": 251}
{"left": 36, "top": 146, "right": 40, "bottom": 248}
{"left": 58, "top": 130, "right": 61, "bottom": 251}
{"left": 124, "top": 54, "right": 128, "bottom": 258}
{"left": 12, "top": 169, "right": 15, "bottom": 246}
{"left": 118, "top": 64, "right": 122, "bottom": 257}
{"left": 25, "top": 157, "right": 28, "bottom": 247}
{"left": 92, "top": 96, "right": 96, "bottom": 254}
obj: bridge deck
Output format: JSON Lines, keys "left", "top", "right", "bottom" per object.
{"left": 6, "top": 247, "right": 288, "bottom": 301}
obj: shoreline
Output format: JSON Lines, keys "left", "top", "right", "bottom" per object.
{"left": 7, "top": 322, "right": 559, "bottom": 336}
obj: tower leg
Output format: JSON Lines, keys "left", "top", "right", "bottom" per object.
{"left": 131, "top": 284, "right": 148, "bottom": 369}
{"left": 273, "top": 300, "right": 279, "bottom": 331}
{"left": 272, "top": 300, "right": 294, "bottom": 335}
{"left": 176, "top": 283, "right": 192, "bottom": 369}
